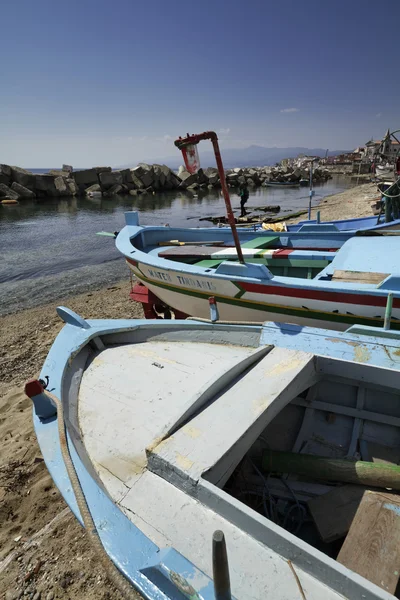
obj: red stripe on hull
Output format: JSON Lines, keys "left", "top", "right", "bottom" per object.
{"left": 239, "top": 281, "right": 398, "bottom": 308}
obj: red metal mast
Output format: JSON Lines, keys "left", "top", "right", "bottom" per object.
{"left": 175, "top": 131, "right": 245, "bottom": 264}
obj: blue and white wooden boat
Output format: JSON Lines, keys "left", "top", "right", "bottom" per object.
{"left": 286, "top": 214, "right": 400, "bottom": 233}
{"left": 115, "top": 212, "right": 400, "bottom": 330}
{"left": 25, "top": 307, "right": 400, "bottom": 599}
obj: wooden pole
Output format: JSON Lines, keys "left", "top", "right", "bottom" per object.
{"left": 262, "top": 449, "right": 400, "bottom": 490}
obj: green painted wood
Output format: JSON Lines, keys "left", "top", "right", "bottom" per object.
{"left": 241, "top": 236, "right": 279, "bottom": 249}
{"left": 195, "top": 259, "right": 223, "bottom": 268}
{"left": 246, "top": 258, "right": 330, "bottom": 268}
{"left": 262, "top": 450, "right": 400, "bottom": 490}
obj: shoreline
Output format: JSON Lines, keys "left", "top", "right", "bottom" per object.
{"left": 287, "top": 181, "right": 378, "bottom": 223}
{"left": 0, "top": 180, "right": 380, "bottom": 599}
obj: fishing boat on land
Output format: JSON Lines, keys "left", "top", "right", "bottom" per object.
{"left": 285, "top": 213, "right": 400, "bottom": 233}
{"left": 25, "top": 307, "right": 400, "bottom": 599}
{"left": 265, "top": 180, "right": 300, "bottom": 188}
{"left": 115, "top": 211, "right": 400, "bottom": 330}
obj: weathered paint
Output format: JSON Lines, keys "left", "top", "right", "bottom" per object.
{"left": 115, "top": 213, "right": 400, "bottom": 329}
{"left": 30, "top": 310, "right": 400, "bottom": 600}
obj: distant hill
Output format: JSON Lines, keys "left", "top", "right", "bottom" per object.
{"left": 119, "top": 146, "right": 350, "bottom": 170}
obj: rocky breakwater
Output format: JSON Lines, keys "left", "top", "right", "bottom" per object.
{"left": 0, "top": 162, "right": 332, "bottom": 203}
{"left": 266, "top": 165, "right": 332, "bottom": 183}
{"left": 0, "top": 165, "right": 79, "bottom": 202}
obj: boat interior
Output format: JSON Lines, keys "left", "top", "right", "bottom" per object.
{"left": 131, "top": 227, "right": 398, "bottom": 287}
{"left": 63, "top": 322, "right": 400, "bottom": 598}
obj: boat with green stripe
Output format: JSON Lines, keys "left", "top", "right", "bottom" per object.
{"left": 115, "top": 212, "right": 400, "bottom": 330}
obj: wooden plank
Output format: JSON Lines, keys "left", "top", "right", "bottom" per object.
{"left": 159, "top": 246, "right": 265, "bottom": 259}
{"left": 293, "top": 397, "right": 400, "bottom": 429}
{"left": 241, "top": 236, "right": 279, "bottom": 249}
{"left": 331, "top": 270, "right": 388, "bottom": 284}
{"left": 308, "top": 484, "right": 365, "bottom": 542}
{"left": 159, "top": 245, "right": 227, "bottom": 258}
{"left": 158, "top": 240, "right": 225, "bottom": 247}
{"left": 346, "top": 386, "right": 365, "bottom": 459}
{"left": 337, "top": 490, "right": 400, "bottom": 594}
{"left": 149, "top": 348, "right": 317, "bottom": 489}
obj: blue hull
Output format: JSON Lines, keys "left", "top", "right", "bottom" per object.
{"left": 27, "top": 309, "right": 400, "bottom": 599}
{"left": 288, "top": 214, "right": 400, "bottom": 233}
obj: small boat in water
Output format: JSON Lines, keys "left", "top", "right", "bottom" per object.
{"left": 116, "top": 212, "right": 400, "bottom": 330}
{"left": 265, "top": 181, "right": 300, "bottom": 188}
{"left": 25, "top": 308, "right": 400, "bottom": 599}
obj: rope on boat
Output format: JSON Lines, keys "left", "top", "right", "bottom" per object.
{"left": 44, "top": 390, "right": 140, "bottom": 600}
{"left": 377, "top": 178, "right": 400, "bottom": 199}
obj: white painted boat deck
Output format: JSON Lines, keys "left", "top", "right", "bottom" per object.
{"left": 79, "top": 340, "right": 256, "bottom": 498}
{"left": 78, "top": 339, "right": 392, "bottom": 600}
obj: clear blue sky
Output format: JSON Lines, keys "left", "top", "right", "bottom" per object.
{"left": 1, "top": 0, "right": 399, "bottom": 167}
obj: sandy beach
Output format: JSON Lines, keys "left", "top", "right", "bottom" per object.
{"left": 0, "top": 181, "right": 382, "bottom": 599}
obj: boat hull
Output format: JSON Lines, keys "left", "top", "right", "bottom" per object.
{"left": 27, "top": 311, "right": 400, "bottom": 600}
{"left": 128, "top": 259, "right": 400, "bottom": 331}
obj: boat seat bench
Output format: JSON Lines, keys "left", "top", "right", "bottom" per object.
{"left": 331, "top": 270, "right": 389, "bottom": 285}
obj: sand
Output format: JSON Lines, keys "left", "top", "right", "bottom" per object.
{"left": 287, "top": 181, "right": 380, "bottom": 224}
{"left": 1, "top": 282, "right": 143, "bottom": 600}
{"left": 0, "top": 181, "right": 382, "bottom": 599}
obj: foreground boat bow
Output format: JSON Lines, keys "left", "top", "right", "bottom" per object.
{"left": 26, "top": 308, "right": 400, "bottom": 599}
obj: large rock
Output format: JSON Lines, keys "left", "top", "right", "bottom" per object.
{"left": 226, "top": 173, "right": 239, "bottom": 184}
{"left": 94, "top": 166, "right": 112, "bottom": 174}
{"left": 129, "top": 171, "right": 145, "bottom": 189}
{"left": 11, "top": 166, "right": 36, "bottom": 190}
{"left": 35, "top": 174, "right": 58, "bottom": 196}
{"left": 48, "top": 169, "right": 71, "bottom": 178}
{"left": 179, "top": 169, "right": 198, "bottom": 188}
{"left": 0, "top": 183, "right": 19, "bottom": 200}
{"left": 0, "top": 164, "right": 11, "bottom": 186}
{"left": 119, "top": 169, "right": 133, "bottom": 184}
{"left": 133, "top": 164, "right": 154, "bottom": 187}
{"left": 11, "top": 182, "right": 36, "bottom": 198}
{"left": 204, "top": 167, "right": 219, "bottom": 185}
{"left": 140, "top": 170, "right": 154, "bottom": 188}
{"left": 66, "top": 179, "right": 78, "bottom": 195}
{"left": 85, "top": 183, "right": 101, "bottom": 195}
{"left": 152, "top": 165, "right": 165, "bottom": 190}
{"left": 72, "top": 168, "right": 99, "bottom": 187}
{"left": 54, "top": 176, "right": 69, "bottom": 195}
{"left": 104, "top": 184, "right": 123, "bottom": 197}
{"left": 178, "top": 165, "right": 188, "bottom": 178}
{"left": 99, "top": 170, "right": 123, "bottom": 190}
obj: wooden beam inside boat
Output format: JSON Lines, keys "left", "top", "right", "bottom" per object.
{"left": 292, "top": 397, "right": 400, "bottom": 428}
{"left": 148, "top": 348, "right": 318, "bottom": 489}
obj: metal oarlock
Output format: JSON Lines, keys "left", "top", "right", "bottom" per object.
{"left": 212, "top": 530, "right": 231, "bottom": 600}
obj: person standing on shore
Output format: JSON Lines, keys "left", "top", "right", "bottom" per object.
{"left": 238, "top": 182, "right": 249, "bottom": 217}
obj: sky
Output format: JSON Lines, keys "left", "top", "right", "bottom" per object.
{"left": 1, "top": 0, "right": 400, "bottom": 168}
